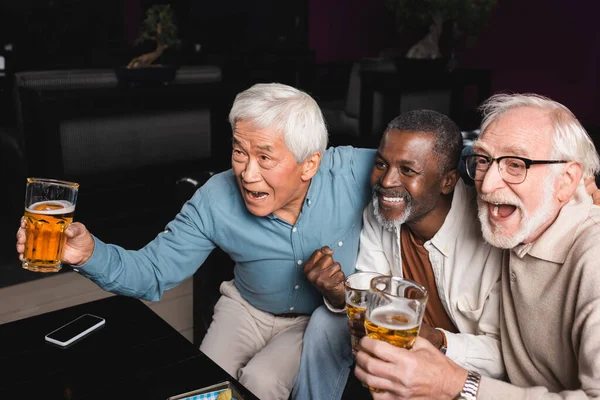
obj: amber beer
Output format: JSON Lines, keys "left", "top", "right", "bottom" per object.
{"left": 22, "top": 178, "right": 79, "bottom": 273}
{"left": 364, "top": 276, "right": 427, "bottom": 392}
{"left": 344, "top": 271, "right": 382, "bottom": 354}
{"left": 364, "top": 305, "right": 420, "bottom": 349}
{"left": 345, "top": 302, "right": 367, "bottom": 353}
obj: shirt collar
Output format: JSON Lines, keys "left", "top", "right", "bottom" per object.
{"left": 512, "top": 182, "right": 591, "bottom": 263}
{"left": 429, "top": 179, "right": 473, "bottom": 258}
{"left": 266, "top": 167, "right": 321, "bottom": 220}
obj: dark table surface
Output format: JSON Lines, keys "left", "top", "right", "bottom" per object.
{"left": 0, "top": 295, "right": 258, "bottom": 400}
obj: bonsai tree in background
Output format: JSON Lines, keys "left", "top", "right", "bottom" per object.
{"left": 127, "top": 4, "right": 181, "bottom": 68}
{"left": 384, "top": 0, "right": 497, "bottom": 60}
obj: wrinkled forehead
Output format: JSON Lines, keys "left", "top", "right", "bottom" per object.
{"left": 477, "top": 107, "right": 553, "bottom": 158}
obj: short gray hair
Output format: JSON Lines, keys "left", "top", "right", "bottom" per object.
{"left": 229, "top": 83, "right": 328, "bottom": 163}
{"left": 479, "top": 93, "right": 600, "bottom": 179}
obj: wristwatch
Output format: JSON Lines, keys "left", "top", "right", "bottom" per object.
{"left": 438, "top": 329, "right": 447, "bottom": 355}
{"left": 454, "top": 370, "right": 481, "bottom": 400}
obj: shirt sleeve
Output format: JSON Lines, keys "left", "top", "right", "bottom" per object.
{"left": 441, "top": 278, "right": 505, "bottom": 379}
{"left": 478, "top": 376, "right": 593, "bottom": 400}
{"left": 350, "top": 147, "right": 376, "bottom": 198}
{"left": 323, "top": 297, "right": 346, "bottom": 313}
{"left": 77, "top": 185, "right": 217, "bottom": 301}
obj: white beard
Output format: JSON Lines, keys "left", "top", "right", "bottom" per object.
{"left": 478, "top": 174, "right": 557, "bottom": 249}
{"left": 372, "top": 196, "right": 412, "bottom": 230}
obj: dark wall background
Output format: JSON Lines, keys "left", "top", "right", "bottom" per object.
{"left": 1, "top": 0, "right": 599, "bottom": 127}
{"left": 307, "top": 0, "right": 600, "bottom": 126}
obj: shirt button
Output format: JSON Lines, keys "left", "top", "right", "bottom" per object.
{"left": 289, "top": 306, "right": 295, "bottom": 311}
{"left": 510, "top": 272, "right": 517, "bottom": 282}
{"left": 292, "top": 227, "right": 297, "bottom": 232}
{"left": 338, "top": 241, "right": 343, "bottom": 247}
{"left": 294, "top": 285, "right": 300, "bottom": 290}
{"left": 297, "top": 260, "right": 303, "bottom": 265}
{"left": 307, "top": 199, "right": 312, "bottom": 206}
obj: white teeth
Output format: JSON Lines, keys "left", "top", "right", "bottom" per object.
{"left": 493, "top": 204, "right": 499, "bottom": 217}
{"left": 249, "top": 191, "right": 267, "bottom": 199}
{"left": 382, "top": 196, "right": 404, "bottom": 203}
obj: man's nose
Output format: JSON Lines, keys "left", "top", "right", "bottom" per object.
{"left": 242, "top": 159, "right": 261, "bottom": 182}
{"left": 381, "top": 168, "right": 401, "bottom": 188}
{"left": 479, "top": 162, "right": 506, "bottom": 194}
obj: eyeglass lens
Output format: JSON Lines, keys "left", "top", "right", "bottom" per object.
{"left": 467, "top": 156, "right": 527, "bottom": 184}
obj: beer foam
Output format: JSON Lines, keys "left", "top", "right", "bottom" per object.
{"left": 26, "top": 200, "right": 75, "bottom": 215}
{"left": 368, "top": 305, "right": 419, "bottom": 331}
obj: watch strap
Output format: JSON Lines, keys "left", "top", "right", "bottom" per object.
{"left": 454, "top": 370, "right": 481, "bottom": 400}
{"left": 438, "top": 329, "right": 448, "bottom": 355}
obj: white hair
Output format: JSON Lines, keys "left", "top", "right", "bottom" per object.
{"left": 479, "top": 93, "right": 600, "bottom": 179}
{"left": 228, "top": 83, "right": 328, "bottom": 163}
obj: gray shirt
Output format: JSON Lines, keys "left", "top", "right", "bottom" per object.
{"left": 479, "top": 183, "right": 600, "bottom": 399}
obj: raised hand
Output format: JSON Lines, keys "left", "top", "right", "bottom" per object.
{"left": 17, "top": 219, "right": 96, "bottom": 266}
{"left": 303, "top": 246, "right": 346, "bottom": 308}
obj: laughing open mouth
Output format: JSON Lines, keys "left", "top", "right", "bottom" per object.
{"left": 491, "top": 203, "right": 517, "bottom": 218}
{"left": 246, "top": 189, "right": 268, "bottom": 200}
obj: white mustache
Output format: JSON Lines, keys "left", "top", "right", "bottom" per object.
{"left": 478, "top": 192, "right": 522, "bottom": 209}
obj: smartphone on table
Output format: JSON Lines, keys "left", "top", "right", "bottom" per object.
{"left": 45, "top": 313, "right": 106, "bottom": 347}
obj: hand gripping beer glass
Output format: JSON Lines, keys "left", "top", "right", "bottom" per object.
{"left": 344, "top": 271, "right": 382, "bottom": 355}
{"left": 364, "top": 275, "right": 428, "bottom": 349}
{"left": 22, "top": 178, "right": 79, "bottom": 273}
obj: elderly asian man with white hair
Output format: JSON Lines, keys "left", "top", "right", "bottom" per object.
{"left": 354, "top": 93, "right": 600, "bottom": 400}
{"left": 16, "top": 83, "right": 376, "bottom": 400}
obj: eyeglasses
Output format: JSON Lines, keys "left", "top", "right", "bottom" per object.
{"left": 462, "top": 154, "right": 568, "bottom": 184}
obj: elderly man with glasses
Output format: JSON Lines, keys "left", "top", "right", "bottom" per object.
{"left": 354, "top": 93, "right": 600, "bottom": 400}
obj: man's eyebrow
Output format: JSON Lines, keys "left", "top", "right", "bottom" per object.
{"left": 375, "top": 151, "right": 387, "bottom": 162}
{"left": 472, "top": 140, "right": 490, "bottom": 155}
{"left": 501, "top": 144, "right": 530, "bottom": 157}
{"left": 257, "top": 144, "right": 275, "bottom": 153}
{"left": 375, "top": 151, "right": 417, "bottom": 165}
{"left": 472, "top": 141, "right": 530, "bottom": 158}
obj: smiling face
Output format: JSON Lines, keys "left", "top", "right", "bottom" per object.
{"left": 474, "top": 107, "right": 563, "bottom": 248}
{"left": 370, "top": 130, "right": 446, "bottom": 229}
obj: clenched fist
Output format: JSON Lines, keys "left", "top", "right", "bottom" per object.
{"left": 303, "top": 246, "right": 346, "bottom": 308}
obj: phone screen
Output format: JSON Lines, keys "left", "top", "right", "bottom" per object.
{"left": 46, "top": 314, "right": 105, "bottom": 345}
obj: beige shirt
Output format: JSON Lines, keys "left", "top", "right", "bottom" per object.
{"left": 479, "top": 183, "right": 600, "bottom": 399}
{"left": 356, "top": 180, "right": 505, "bottom": 378}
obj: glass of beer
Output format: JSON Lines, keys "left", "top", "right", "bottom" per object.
{"left": 364, "top": 275, "right": 428, "bottom": 349}
{"left": 344, "top": 271, "right": 382, "bottom": 355}
{"left": 22, "top": 178, "right": 79, "bottom": 273}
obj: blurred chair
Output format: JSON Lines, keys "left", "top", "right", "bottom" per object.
{"left": 322, "top": 58, "right": 398, "bottom": 148}
{"left": 13, "top": 66, "right": 229, "bottom": 249}
{"left": 175, "top": 172, "right": 235, "bottom": 347}
{"left": 323, "top": 57, "right": 491, "bottom": 149}
{"left": 0, "top": 128, "right": 26, "bottom": 264}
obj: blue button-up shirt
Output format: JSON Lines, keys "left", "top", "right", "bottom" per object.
{"left": 79, "top": 146, "right": 376, "bottom": 314}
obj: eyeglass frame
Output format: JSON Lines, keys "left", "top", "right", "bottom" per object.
{"left": 462, "top": 154, "right": 569, "bottom": 184}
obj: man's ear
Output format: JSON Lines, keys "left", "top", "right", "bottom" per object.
{"left": 556, "top": 162, "right": 583, "bottom": 202}
{"left": 301, "top": 152, "right": 322, "bottom": 181}
{"left": 441, "top": 169, "right": 459, "bottom": 195}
